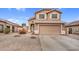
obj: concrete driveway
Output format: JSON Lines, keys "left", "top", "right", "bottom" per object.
{"left": 0, "top": 33, "right": 79, "bottom": 51}
{"left": 39, "top": 35, "right": 79, "bottom": 51}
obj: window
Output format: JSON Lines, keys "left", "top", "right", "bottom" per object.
{"left": 39, "top": 14, "right": 45, "bottom": 19}
{"left": 52, "top": 14, "right": 57, "bottom": 18}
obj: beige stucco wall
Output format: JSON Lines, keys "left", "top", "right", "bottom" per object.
{"left": 35, "top": 11, "right": 61, "bottom": 22}
{"left": 14, "top": 26, "right": 18, "bottom": 32}
{"left": 48, "top": 11, "right": 61, "bottom": 22}
{"left": 33, "top": 24, "right": 39, "bottom": 34}
{"left": 36, "top": 12, "right": 47, "bottom": 20}
{"left": 66, "top": 26, "right": 79, "bottom": 34}
{"left": 61, "top": 24, "right": 66, "bottom": 34}
{"left": 35, "top": 10, "right": 52, "bottom": 20}
{"left": 28, "top": 20, "right": 35, "bottom": 32}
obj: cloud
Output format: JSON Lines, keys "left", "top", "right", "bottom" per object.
{"left": 52, "top": 8, "right": 62, "bottom": 10}
{"left": 6, "top": 16, "right": 30, "bottom": 26}
{"left": 58, "top": 8, "right": 62, "bottom": 9}
{"left": 71, "top": 17, "right": 79, "bottom": 22}
{"left": 15, "top": 8, "right": 25, "bottom": 12}
{"left": 7, "top": 18, "right": 19, "bottom": 24}
{"left": 25, "top": 16, "right": 30, "bottom": 19}
{"left": 8, "top": 8, "right": 12, "bottom": 11}
{"left": 7, "top": 8, "right": 26, "bottom": 12}
{"left": 25, "top": 17, "right": 30, "bottom": 26}
{"left": 19, "top": 16, "right": 30, "bottom": 26}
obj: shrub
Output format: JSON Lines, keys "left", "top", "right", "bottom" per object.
{"left": 4, "top": 28, "right": 10, "bottom": 34}
{"left": 19, "top": 28, "right": 26, "bottom": 34}
{"left": 0, "top": 30, "right": 3, "bottom": 33}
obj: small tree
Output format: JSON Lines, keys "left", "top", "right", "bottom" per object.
{"left": 22, "top": 23, "right": 26, "bottom": 27}
{"left": 4, "top": 27, "right": 10, "bottom": 34}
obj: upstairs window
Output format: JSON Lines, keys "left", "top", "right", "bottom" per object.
{"left": 52, "top": 14, "right": 57, "bottom": 18}
{"left": 39, "top": 14, "right": 45, "bottom": 19}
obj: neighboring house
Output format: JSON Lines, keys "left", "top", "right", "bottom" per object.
{"left": 28, "top": 9, "right": 65, "bottom": 35}
{"left": 0, "top": 19, "right": 22, "bottom": 33}
{"left": 65, "top": 20, "right": 79, "bottom": 34}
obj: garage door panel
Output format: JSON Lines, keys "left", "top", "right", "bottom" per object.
{"left": 39, "top": 25, "right": 61, "bottom": 34}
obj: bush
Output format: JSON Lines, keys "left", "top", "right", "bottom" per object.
{"left": 0, "top": 30, "right": 3, "bottom": 33}
{"left": 19, "top": 28, "right": 26, "bottom": 34}
{"left": 4, "top": 28, "right": 10, "bottom": 34}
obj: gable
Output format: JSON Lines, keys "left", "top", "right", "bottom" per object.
{"left": 35, "top": 9, "right": 52, "bottom": 14}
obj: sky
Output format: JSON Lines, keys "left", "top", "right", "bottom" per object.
{"left": 0, "top": 8, "right": 79, "bottom": 25}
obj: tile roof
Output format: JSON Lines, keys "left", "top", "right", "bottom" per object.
{"left": 28, "top": 17, "right": 36, "bottom": 21}
{"left": 35, "top": 8, "right": 52, "bottom": 14}
{"left": 65, "top": 20, "right": 79, "bottom": 26}
{"left": 35, "top": 8, "right": 62, "bottom": 14}
{"left": 0, "top": 18, "right": 21, "bottom": 27}
{"left": 46, "top": 9, "right": 62, "bottom": 14}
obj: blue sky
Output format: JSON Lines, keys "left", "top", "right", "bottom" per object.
{"left": 0, "top": 8, "right": 79, "bottom": 25}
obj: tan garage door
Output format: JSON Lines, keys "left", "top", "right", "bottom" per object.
{"left": 39, "top": 25, "right": 61, "bottom": 35}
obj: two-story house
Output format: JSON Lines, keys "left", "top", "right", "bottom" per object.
{"left": 28, "top": 9, "right": 65, "bottom": 35}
